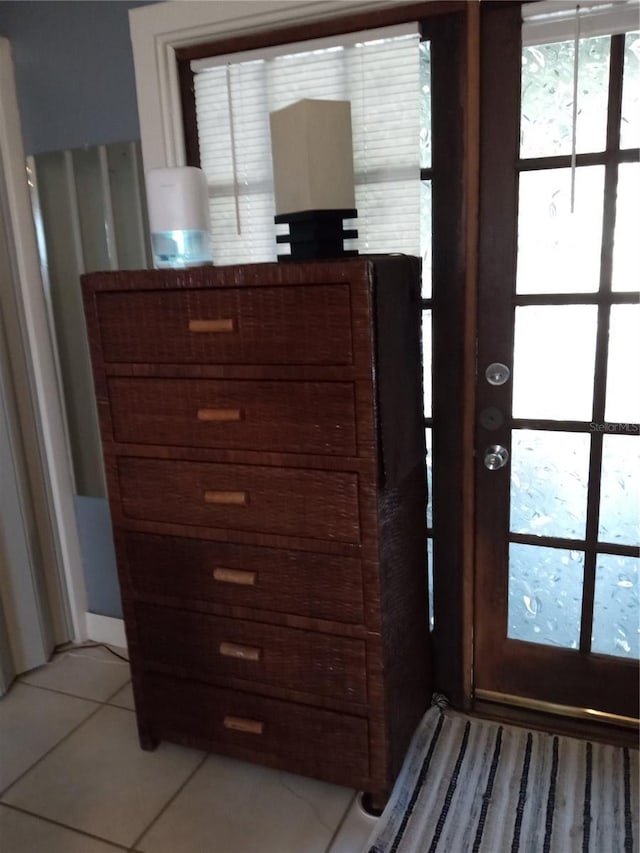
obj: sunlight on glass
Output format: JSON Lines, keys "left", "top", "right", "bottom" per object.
{"left": 425, "top": 427, "right": 433, "bottom": 528}
{"left": 420, "top": 41, "right": 432, "bottom": 169}
{"left": 422, "top": 310, "right": 432, "bottom": 418}
{"left": 592, "top": 553, "right": 639, "bottom": 659}
{"left": 605, "top": 305, "right": 640, "bottom": 424}
{"left": 612, "top": 163, "right": 640, "bottom": 293}
{"left": 516, "top": 167, "right": 605, "bottom": 294}
{"left": 599, "top": 435, "right": 640, "bottom": 547}
{"left": 513, "top": 305, "right": 597, "bottom": 420}
{"left": 621, "top": 31, "right": 640, "bottom": 149}
{"left": 508, "top": 543, "right": 583, "bottom": 649}
{"left": 520, "top": 36, "right": 610, "bottom": 158}
{"left": 420, "top": 180, "right": 432, "bottom": 298}
{"left": 510, "top": 430, "right": 590, "bottom": 539}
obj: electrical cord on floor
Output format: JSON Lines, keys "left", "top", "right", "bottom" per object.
{"left": 53, "top": 641, "right": 129, "bottom": 663}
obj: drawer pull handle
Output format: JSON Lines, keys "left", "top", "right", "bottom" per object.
{"left": 220, "top": 641, "right": 261, "bottom": 662}
{"left": 213, "top": 568, "right": 257, "bottom": 586}
{"left": 204, "top": 490, "right": 248, "bottom": 506}
{"left": 188, "top": 318, "right": 235, "bottom": 334}
{"left": 223, "top": 716, "right": 264, "bottom": 736}
{"left": 197, "top": 408, "right": 242, "bottom": 422}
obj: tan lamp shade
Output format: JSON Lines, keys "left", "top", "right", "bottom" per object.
{"left": 269, "top": 99, "right": 356, "bottom": 215}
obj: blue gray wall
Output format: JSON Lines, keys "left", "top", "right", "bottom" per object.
{"left": 0, "top": 0, "right": 155, "bottom": 155}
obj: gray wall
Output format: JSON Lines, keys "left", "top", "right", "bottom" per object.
{"left": 0, "top": 0, "right": 156, "bottom": 155}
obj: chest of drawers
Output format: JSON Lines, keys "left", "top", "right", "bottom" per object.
{"left": 82, "top": 257, "right": 431, "bottom": 809}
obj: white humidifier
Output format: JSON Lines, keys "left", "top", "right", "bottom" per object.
{"left": 146, "top": 166, "right": 212, "bottom": 268}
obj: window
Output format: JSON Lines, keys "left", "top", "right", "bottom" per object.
{"left": 190, "top": 25, "right": 421, "bottom": 264}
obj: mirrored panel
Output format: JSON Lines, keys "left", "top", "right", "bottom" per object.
{"left": 612, "top": 163, "right": 640, "bottom": 293}
{"left": 516, "top": 167, "right": 605, "bottom": 294}
{"left": 520, "top": 36, "right": 610, "bottom": 159}
{"left": 599, "top": 434, "right": 640, "bottom": 547}
{"left": 605, "top": 304, "right": 640, "bottom": 424}
{"left": 621, "top": 31, "right": 640, "bottom": 149}
{"left": 513, "top": 305, "right": 598, "bottom": 420}
{"left": 510, "top": 429, "right": 590, "bottom": 540}
{"left": 591, "top": 553, "right": 639, "bottom": 659}
{"left": 508, "top": 543, "right": 583, "bottom": 649}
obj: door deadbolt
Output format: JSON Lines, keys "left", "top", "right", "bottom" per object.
{"left": 485, "top": 363, "right": 511, "bottom": 386}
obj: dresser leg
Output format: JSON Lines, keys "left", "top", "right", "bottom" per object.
{"left": 138, "top": 729, "right": 159, "bottom": 751}
{"left": 360, "top": 792, "right": 387, "bottom": 817}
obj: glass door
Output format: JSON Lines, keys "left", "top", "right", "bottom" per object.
{"left": 475, "top": 4, "right": 639, "bottom": 723}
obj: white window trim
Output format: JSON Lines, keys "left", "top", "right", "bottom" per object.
{"left": 129, "top": 0, "right": 407, "bottom": 174}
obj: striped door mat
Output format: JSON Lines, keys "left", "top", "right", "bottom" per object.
{"left": 366, "top": 703, "right": 638, "bottom": 853}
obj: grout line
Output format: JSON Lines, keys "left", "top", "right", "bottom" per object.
{"left": 324, "top": 790, "right": 360, "bottom": 853}
{"left": 0, "top": 802, "right": 131, "bottom": 850}
{"left": 0, "top": 702, "right": 104, "bottom": 801}
{"left": 128, "top": 752, "right": 210, "bottom": 851}
{"left": 15, "top": 679, "right": 125, "bottom": 705}
{"left": 104, "top": 679, "right": 133, "bottom": 706}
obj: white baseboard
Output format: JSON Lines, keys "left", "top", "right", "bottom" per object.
{"left": 85, "top": 613, "right": 127, "bottom": 650}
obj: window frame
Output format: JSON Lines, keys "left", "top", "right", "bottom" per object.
{"left": 129, "top": 0, "right": 463, "bottom": 173}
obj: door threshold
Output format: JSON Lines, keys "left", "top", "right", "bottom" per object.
{"left": 474, "top": 689, "right": 639, "bottom": 747}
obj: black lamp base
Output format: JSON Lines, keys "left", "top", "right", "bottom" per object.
{"left": 275, "top": 209, "right": 358, "bottom": 262}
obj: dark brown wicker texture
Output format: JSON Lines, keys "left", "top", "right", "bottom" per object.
{"left": 81, "top": 257, "right": 431, "bottom": 809}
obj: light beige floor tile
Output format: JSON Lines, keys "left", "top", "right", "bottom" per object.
{"left": 2, "top": 705, "right": 204, "bottom": 848}
{"left": 0, "top": 683, "right": 98, "bottom": 792}
{"left": 136, "top": 753, "right": 353, "bottom": 853}
{"left": 0, "top": 805, "right": 125, "bottom": 853}
{"left": 107, "top": 681, "right": 135, "bottom": 710}
{"left": 19, "top": 645, "right": 130, "bottom": 702}
{"left": 327, "top": 793, "right": 379, "bottom": 853}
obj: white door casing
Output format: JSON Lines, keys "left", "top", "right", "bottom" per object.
{"left": 0, "top": 37, "right": 87, "bottom": 649}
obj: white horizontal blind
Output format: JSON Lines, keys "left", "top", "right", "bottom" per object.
{"left": 523, "top": 0, "right": 640, "bottom": 44}
{"left": 193, "top": 26, "right": 420, "bottom": 265}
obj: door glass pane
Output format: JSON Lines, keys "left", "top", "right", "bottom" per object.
{"left": 425, "top": 427, "right": 433, "bottom": 528}
{"left": 621, "top": 31, "right": 640, "bottom": 149}
{"left": 508, "top": 543, "right": 583, "bottom": 648}
{"left": 420, "top": 41, "right": 432, "bottom": 169}
{"left": 510, "top": 430, "right": 590, "bottom": 539}
{"left": 427, "top": 537, "right": 434, "bottom": 631}
{"left": 612, "top": 163, "right": 640, "bottom": 293}
{"left": 422, "top": 309, "right": 432, "bottom": 417}
{"left": 420, "top": 180, "right": 432, "bottom": 298}
{"left": 520, "top": 36, "right": 610, "bottom": 159}
{"left": 592, "top": 553, "right": 639, "bottom": 658}
{"left": 516, "top": 167, "right": 605, "bottom": 294}
{"left": 513, "top": 305, "right": 598, "bottom": 420}
{"left": 605, "top": 304, "right": 640, "bottom": 423}
{"left": 599, "top": 434, "right": 640, "bottom": 546}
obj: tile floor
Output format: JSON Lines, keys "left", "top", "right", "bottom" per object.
{"left": 0, "top": 645, "right": 378, "bottom": 852}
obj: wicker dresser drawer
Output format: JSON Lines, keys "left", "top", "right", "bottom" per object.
{"left": 136, "top": 604, "right": 367, "bottom": 703}
{"left": 122, "top": 531, "right": 365, "bottom": 624}
{"left": 96, "top": 285, "right": 353, "bottom": 365}
{"left": 143, "top": 673, "right": 370, "bottom": 782}
{"left": 117, "top": 457, "right": 360, "bottom": 543}
{"left": 108, "top": 377, "right": 357, "bottom": 456}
